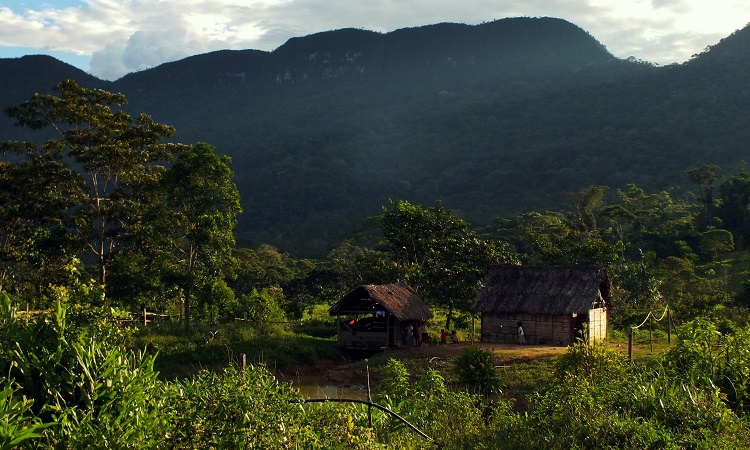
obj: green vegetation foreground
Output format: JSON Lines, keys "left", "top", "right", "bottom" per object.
{"left": 3, "top": 295, "right": 750, "bottom": 449}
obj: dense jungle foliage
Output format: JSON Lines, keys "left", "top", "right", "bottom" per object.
{"left": 4, "top": 78, "right": 750, "bottom": 447}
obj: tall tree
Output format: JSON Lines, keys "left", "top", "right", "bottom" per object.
{"left": 717, "top": 169, "right": 750, "bottom": 248}
{"left": 4, "top": 80, "right": 183, "bottom": 304}
{"left": 687, "top": 164, "right": 721, "bottom": 228}
{"left": 154, "top": 142, "right": 241, "bottom": 329}
{"left": 374, "top": 199, "right": 518, "bottom": 329}
{"left": 508, "top": 211, "right": 622, "bottom": 266}
{"left": 0, "top": 156, "right": 84, "bottom": 297}
{"left": 567, "top": 185, "right": 607, "bottom": 236}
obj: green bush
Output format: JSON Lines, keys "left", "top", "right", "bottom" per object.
{"left": 0, "top": 294, "right": 166, "bottom": 448}
{"left": 453, "top": 346, "right": 502, "bottom": 396}
{"left": 230, "top": 288, "right": 287, "bottom": 335}
{"left": 0, "top": 383, "right": 53, "bottom": 449}
{"left": 663, "top": 319, "right": 750, "bottom": 414}
{"left": 378, "top": 359, "right": 411, "bottom": 401}
{"left": 161, "top": 364, "right": 380, "bottom": 448}
{"left": 160, "top": 365, "right": 302, "bottom": 448}
{"left": 554, "top": 338, "right": 628, "bottom": 383}
{"left": 374, "top": 358, "right": 488, "bottom": 449}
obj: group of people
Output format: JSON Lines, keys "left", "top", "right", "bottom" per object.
{"left": 403, "top": 320, "right": 430, "bottom": 346}
{"left": 439, "top": 328, "right": 459, "bottom": 345}
{"left": 403, "top": 320, "right": 524, "bottom": 346}
{"left": 402, "top": 321, "right": 464, "bottom": 346}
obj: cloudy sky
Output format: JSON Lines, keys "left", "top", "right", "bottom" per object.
{"left": 1, "top": 0, "right": 749, "bottom": 81}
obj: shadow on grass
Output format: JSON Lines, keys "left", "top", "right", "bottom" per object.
{"left": 130, "top": 322, "right": 342, "bottom": 379}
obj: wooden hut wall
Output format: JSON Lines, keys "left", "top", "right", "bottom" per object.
{"left": 588, "top": 307, "right": 607, "bottom": 344}
{"left": 392, "top": 317, "right": 402, "bottom": 346}
{"left": 480, "top": 313, "right": 576, "bottom": 346}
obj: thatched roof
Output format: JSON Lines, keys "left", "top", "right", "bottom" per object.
{"left": 329, "top": 281, "right": 433, "bottom": 321}
{"left": 471, "top": 265, "right": 611, "bottom": 315}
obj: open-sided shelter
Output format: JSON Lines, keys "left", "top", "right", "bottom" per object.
{"left": 329, "top": 281, "right": 433, "bottom": 350}
{"left": 471, "top": 265, "right": 610, "bottom": 346}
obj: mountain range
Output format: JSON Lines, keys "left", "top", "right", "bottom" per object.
{"left": 1, "top": 17, "right": 749, "bottom": 257}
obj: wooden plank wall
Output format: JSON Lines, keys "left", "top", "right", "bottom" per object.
{"left": 588, "top": 307, "right": 607, "bottom": 344}
{"left": 481, "top": 313, "right": 575, "bottom": 346}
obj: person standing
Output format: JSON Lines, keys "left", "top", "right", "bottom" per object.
{"left": 440, "top": 329, "right": 447, "bottom": 345}
{"left": 405, "top": 323, "right": 413, "bottom": 346}
{"left": 420, "top": 321, "right": 429, "bottom": 346}
{"left": 517, "top": 321, "right": 526, "bottom": 344}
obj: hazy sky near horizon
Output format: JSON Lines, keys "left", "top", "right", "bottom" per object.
{"left": 1, "top": 0, "right": 748, "bottom": 81}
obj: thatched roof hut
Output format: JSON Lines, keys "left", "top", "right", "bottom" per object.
{"left": 329, "top": 281, "right": 432, "bottom": 321}
{"left": 472, "top": 265, "right": 611, "bottom": 315}
{"left": 329, "top": 281, "right": 432, "bottom": 350}
{"left": 471, "top": 265, "right": 610, "bottom": 345}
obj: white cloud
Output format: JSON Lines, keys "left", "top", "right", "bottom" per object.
{"left": 0, "top": 0, "right": 749, "bottom": 80}
{"left": 90, "top": 40, "right": 127, "bottom": 81}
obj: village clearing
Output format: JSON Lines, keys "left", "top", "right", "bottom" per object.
{"left": 282, "top": 339, "right": 656, "bottom": 397}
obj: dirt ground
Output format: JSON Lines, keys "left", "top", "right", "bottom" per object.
{"left": 390, "top": 341, "right": 568, "bottom": 362}
{"left": 290, "top": 341, "right": 569, "bottom": 387}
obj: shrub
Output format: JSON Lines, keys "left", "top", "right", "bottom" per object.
{"left": 554, "top": 338, "right": 628, "bottom": 383}
{"left": 0, "top": 383, "right": 53, "bottom": 449}
{"left": 161, "top": 364, "right": 380, "bottom": 448}
{"left": 0, "top": 294, "right": 166, "bottom": 448}
{"left": 663, "top": 319, "right": 750, "bottom": 414}
{"left": 378, "top": 359, "right": 411, "bottom": 401}
{"left": 453, "top": 346, "right": 502, "bottom": 396}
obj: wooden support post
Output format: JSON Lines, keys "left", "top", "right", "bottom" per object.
{"left": 471, "top": 315, "right": 475, "bottom": 345}
{"left": 386, "top": 313, "right": 390, "bottom": 348}
{"left": 241, "top": 353, "right": 247, "bottom": 379}
{"left": 337, "top": 314, "right": 341, "bottom": 348}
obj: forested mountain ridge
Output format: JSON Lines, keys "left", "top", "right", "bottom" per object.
{"left": 112, "top": 18, "right": 614, "bottom": 91}
{"left": 1, "top": 17, "right": 749, "bottom": 257}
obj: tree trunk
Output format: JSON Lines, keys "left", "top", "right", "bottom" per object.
{"left": 184, "top": 286, "right": 191, "bottom": 330}
{"left": 184, "top": 245, "right": 196, "bottom": 330}
{"left": 99, "top": 257, "right": 108, "bottom": 308}
{"left": 445, "top": 299, "right": 454, "bottom": 331}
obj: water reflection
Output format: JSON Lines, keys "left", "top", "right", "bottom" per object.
{"left": 293, "top": 375, "right": 367, "bottom": 400}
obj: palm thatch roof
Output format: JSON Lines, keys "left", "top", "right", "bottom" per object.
{"left": 471, "top": 265, "right": 611, "bottom": 315}
{"left": 329, "top": 281, "right": 433, "bottom": 321}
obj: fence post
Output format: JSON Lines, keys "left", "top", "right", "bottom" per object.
{"left": 649, "top": 315, "right": 653, "bottom": 353}
{"left": 366, "top": 359, "right": 373, "bottom": 428}
{"left": 667, "top": 306, "right": 671, "bottom": 344}
{"left": 628, "top": 326, "right": 633, "bottom": 361}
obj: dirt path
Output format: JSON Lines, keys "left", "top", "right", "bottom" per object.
{"left": 310, "top": 341, "right": 568, "bottom": 387}
{"left": 387, "top": 341, "right": 567, "bottom": 361}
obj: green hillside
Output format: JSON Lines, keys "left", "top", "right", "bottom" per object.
{"left": 2, "top": 17, "right": 749, "bottom": 256}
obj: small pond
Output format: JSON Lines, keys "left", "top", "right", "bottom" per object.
{"left": 292, "top": 375, "right": 368, "bottom": 400}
